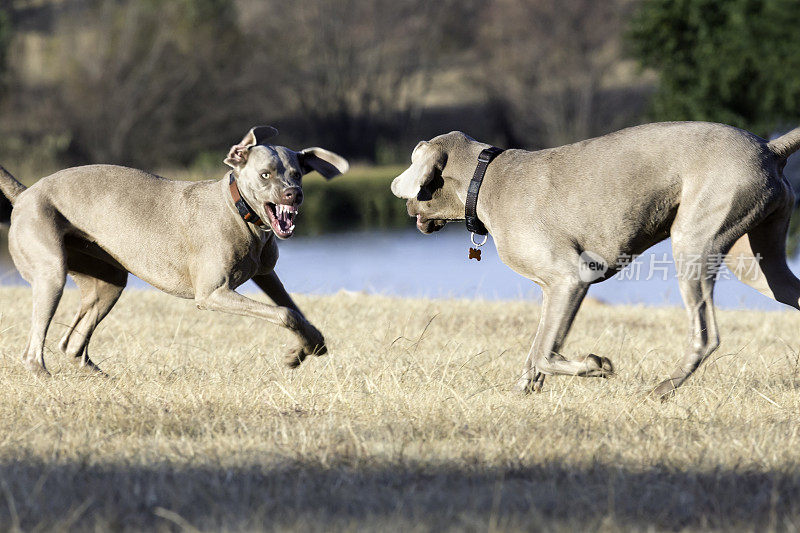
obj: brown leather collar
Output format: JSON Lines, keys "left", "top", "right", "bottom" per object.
{"left": 228, "top": 173, "right": 265, "bottom": 227}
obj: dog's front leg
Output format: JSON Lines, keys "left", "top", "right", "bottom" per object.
{"left": 515, "top": 277, "right": 613, "bottom": 393}
{"left": 195, "top": 286, "right": 326, "bottom": 368}
{"left": 252, "top": 271, "right": 305, "bottom": 317}
{"left": 252, "top": 271, "right": 328, "bottom": 367}
{"left": 518, "top": 345, "right": 547, "bottom": 393}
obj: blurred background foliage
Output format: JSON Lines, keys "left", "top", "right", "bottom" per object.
{"left": 0, "top": 0, "right": 800, "bottom": 240}
{"left": 298, "top": 167, "right": 408, "bottom": 236}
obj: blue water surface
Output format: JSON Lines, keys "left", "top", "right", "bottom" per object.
{"left": 0, "top": 225, "right": 795, "bottom": 310}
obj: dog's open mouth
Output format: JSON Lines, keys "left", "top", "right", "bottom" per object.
{"left": 265, "top": 203, "right": 298, "bottom": 238}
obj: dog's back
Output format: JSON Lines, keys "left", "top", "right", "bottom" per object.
{"left": 9, "top": 165, "right": 228, "bottom": 296}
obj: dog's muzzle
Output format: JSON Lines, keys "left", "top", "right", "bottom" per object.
{"left": 416, "top": 215, "right": 446, "bottom": 234}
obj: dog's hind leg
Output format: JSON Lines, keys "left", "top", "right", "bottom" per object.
{"left": 59, "top": 261, "right": 127, "bottom": 373}
{"left": 651, "top": 194, "right": 752, "bottom": 400}
{"left": 515, "top": 276, "right": 613, "bottom": 392}
{"left": 650, "top": 167, "right": 795, "bottom": 400}
{"left": 8, "top": 221, "right": 67, "bottom": 376}
{"left": 725, "top": 199, "right": 800, "bottom": 310}
{"left": 651, "top": 247, "right": 721, "bottom": 401}
{"left": 22, "top": 273, "right": 66, "bottom": 375}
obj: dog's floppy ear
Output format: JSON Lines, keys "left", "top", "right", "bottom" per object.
{"left": 391, "top": 141, "right": 445, "bottom": 199}
{"left": 297, "top": 147, "right": 350, "bottom": 179}
{"left": 224, "top": 126, "right": 279, "bottom": 168}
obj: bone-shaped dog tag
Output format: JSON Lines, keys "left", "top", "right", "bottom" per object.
{"left": 468, "top": 247, "right": 481, "bottom": 261}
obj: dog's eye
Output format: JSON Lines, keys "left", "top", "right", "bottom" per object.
{"left": 260, "top": 172, "right": 270, "bottom": 179}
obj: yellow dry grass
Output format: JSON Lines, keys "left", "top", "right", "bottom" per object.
{"left": 0, "top": 287, "right": 799, "bottom": 531}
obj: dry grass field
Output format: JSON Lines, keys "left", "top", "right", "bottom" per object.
{"left": 0, "top": 286, "right": 799, "bottom": 531}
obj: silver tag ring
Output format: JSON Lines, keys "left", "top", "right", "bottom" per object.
{"left": 470, "top": 232, "right": 488, "bottom": 247}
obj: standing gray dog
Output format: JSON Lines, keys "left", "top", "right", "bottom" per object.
{"left": 392, "top": 122, "right": 800, "bottom": 400}
{"left": 0, "top": 126, "right": 348, "bottom": 376}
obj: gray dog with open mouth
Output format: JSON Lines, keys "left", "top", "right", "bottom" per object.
{"left": 392, "top": 122, "right": 800, "bottom": 400}
{"left": 0, "top": 126, "right": 348, "bottom": 376}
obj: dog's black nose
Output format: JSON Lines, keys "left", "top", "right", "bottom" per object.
{"left": 282, "top": 187, "right": 303, "bottom": 205}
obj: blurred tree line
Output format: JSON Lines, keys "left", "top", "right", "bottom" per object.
{"left": 0, "top": 0, "right": 649, "bottom": 176}
{"left": 0, "top": 0, "right": 799, "bottom": 183}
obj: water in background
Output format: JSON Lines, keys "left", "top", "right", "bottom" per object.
{"left": 268, "top": 226, "right": 790, "bottom": 311}
{"left": 0, "top": 225, "right": 795, "bottom": 311}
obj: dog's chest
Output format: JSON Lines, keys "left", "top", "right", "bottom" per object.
{"left": 228, "top": 231, "right": 273, "bottom": 286}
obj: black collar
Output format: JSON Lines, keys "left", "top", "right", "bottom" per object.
{"left": 465, "top": 146, "right": 504, "bottom": 236}
{"left": 229, "top": 173, "right": 265, "bottom": 227}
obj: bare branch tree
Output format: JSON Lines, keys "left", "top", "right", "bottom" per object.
{"left": 51, "top": 0, "right": 254, "bottom": 167}
{"left": 240, "top": 0, "right": 449, "bottom": 160}
{"left": 477, "top": 0, "right": 646, "bottom": 148}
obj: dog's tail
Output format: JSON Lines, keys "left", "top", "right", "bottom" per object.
{"left": 0, "top": 165, "right": 26, "bottom": 223}
{"left": 767, "top": 127, "right": 800, "bottom": 159}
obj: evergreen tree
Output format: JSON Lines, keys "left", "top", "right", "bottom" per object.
{"left": 629, "top": 0, "right": 800, "bottom": 136}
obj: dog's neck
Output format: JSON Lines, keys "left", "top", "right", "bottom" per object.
{"left": 445, "top": 140, "right": 501, "bottom": 232}
{"left": 227, "top": 172, "right": 264, "bottom": 227}
{"left": 220, "top": 173, "right": 269, "bottom": 240}
{"left": 465, "top": 146, "right": 504, "bottom": 235}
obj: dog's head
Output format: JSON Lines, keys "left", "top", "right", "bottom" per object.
{"left": 391, "top": 133, "right": 468, "bottom": 234}
{"left": 225, "top": 126, "right": 349, "bottom": 238}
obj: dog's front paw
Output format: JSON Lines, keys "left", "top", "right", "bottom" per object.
{"left": 513, "top": 371, "right": 545, "bottom": 394}
{"left": 284, "top": 346, "right": 308, "bottom": 368}
{"left": 72, "top": 355, "right": 108, "bottom": 377}
{"left": 284, "top": 342, "right": 327, "bottom": 368}
{"left": 513, "top": 376, "right": 533, "bottom": 395}
{"left": 285, "top": 324, "right": 327, "bottom": 368}
{"left": 581, "top": 354, "right": 614, "bottom": 377}
{"left": 301, "top": 324, "right": 326, "bottom": 356}
{"left": 22, "top": 357, "right": 50, "bottom": 377}
{"left": 649, "top": 380, "right": 677, "bottom": 402}
{"left": 304, "top": 342, "right": 327, "bottom": 357}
